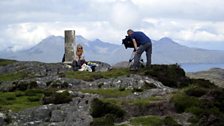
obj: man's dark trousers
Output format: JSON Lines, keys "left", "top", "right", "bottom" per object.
{"left": 133, "top": 42, "right": 152, "bottom": 68}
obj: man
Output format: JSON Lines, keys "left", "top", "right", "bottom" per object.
{"left": 127, "top": 29, "right": 152, "bottom": 70}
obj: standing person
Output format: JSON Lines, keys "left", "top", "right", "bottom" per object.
{"left": 127, "top": 29, "right": 152, "bottom": 70}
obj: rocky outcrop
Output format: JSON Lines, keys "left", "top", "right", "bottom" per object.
{"left": 187, "top": 68, "right": 224, "bottom": 88}
{"left": 4, "top": 60, "right": 223, "bottom": 126}
{"left": 0, "top": 60, "right": 112, "bottom": 77}
{"left": 7, "top": 92, "right": 97, "bottom": 126}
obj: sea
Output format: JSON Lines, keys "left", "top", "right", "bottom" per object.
{"left": 180, "top": 63, "right": 224, "bottom": 73}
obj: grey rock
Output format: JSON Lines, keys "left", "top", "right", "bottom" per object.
{"left": 0, "top": 112, "right": 6, "bottom": 126}
{"left": 84, "top": 74, "right": 171, "bottom": 90}
{"left": 50, "top": 110, "right": 65, "bottom": 122}
{"left": 0, "top": 61, "right": 67, "bottom": 77}
{"left": 0, "top": 82, "right": 14, "bottom": 92}
{"left": 90, "top": 61, "right": 112, "bottom": 72}
{"left": 7, "top": 92, "right": 97, "bottom": 126}
{"left": 172, "top": 113, "right": 193, "bottom": 126}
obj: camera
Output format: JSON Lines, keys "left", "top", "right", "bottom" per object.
{"left": 122, "top": 36, "right": 140, "bottom": 49}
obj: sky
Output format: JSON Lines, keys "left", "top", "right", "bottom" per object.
{"left": 0, "top": 0, "right": 224, "bottom": 51}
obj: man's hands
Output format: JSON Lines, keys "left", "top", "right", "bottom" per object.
{"left": 132, "top": 39, "right": 138, "bottom": 51}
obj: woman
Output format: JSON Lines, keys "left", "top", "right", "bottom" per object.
{"left": 72, "top": 44, "right": 86, "bottom": 71}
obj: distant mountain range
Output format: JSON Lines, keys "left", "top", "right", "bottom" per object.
{"left": 1, "top": 35, "right": 224, "bottom": 65}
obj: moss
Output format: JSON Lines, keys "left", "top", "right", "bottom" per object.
{"left": 81, "top": 89, "right": 132, "bottom": 98}
{"left": 91, "top": 98, "right": 125, "bottom": 119}
{"left": 0, "top": 59, "right": 16, "bottom": 66}
{"left": 130, "top": 115, "right": 163, "bottom": 126}
{"left": 0, "top": 72, "right": 27, "bottom": 81}
{"left": 65, "top": 68, "right": 129, "bottom": 81}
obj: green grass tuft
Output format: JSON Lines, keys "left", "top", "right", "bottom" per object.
{"left": 130, "top": 115, "right": 163, "bottom": 126}
{"left": 128, "top": 96, "right": 163, "bottom": 106}
{"left": 81, "top": 88, "right": 132, "bottom": 98}
{"left": 90, "top": 114, "right": 115, "bottom": 126}
{"left": 91, "top": 98, "right": 125, "bottom": 118}
{"left": 0, "top": 72, "right": 27, "bottom": 81}
{"left": 42, "top": 89, "right": 72, "bottom": 104}
{"left": 171, "top": 92, "right": 200, "bottom": 113}
{"left": 164, "top": 116, "right": 181, "bottom": 126}
{"left": 65, "top": 68, "right": 129, "bottom": 81}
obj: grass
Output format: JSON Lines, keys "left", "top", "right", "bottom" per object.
{"left": 127, "top": 96, "right": 164, "bottom": 106}
{"left": 130, "top": 115, "right": 163, "bottom": 126}
{"left": 91, "top": 99, "right": 124, "bottom": 115}
{"left": 65, "top": 68, "right": 129, "bottom": 81}
{"left": 171, "top": 91, "right": 200, "bottom": 113}
{"left": 81, "top": 88, "right": 132, "bottom": 98}
{"left": 128, "top": 115, "right": 180, "bottom": 126}
{"left": 0, "top": 59, "right": 16, "bottom": 66}
{"left": 90, "top": 98, "right": 126, "bottom": 126}
{"left": 0, "top": 89, "right": 43, "bottom": 112}
{"left": 100, "top": 96, "right": 164, "bottom": 109}
{"left": 100, "top": 98, "right": 123, "bottom": 107}
{"left": 0, "top": 72, "right": 27, "bottom": 81}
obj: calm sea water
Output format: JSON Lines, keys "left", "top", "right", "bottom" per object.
{"left": 180, "top": 63, "right": 224, "bottom": 72}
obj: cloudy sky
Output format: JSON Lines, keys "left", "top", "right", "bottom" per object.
{"left": 0, "top": 0, "right": 224, "bottom": 51}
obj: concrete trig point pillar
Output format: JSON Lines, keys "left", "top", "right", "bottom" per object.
{"left": 64, "top": 30, "right": 75, "bottom": 64}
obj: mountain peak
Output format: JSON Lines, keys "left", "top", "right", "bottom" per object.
{"left": 159, "top": 37, "right": 173, "bottom": 42}
{"left": 76, "top": 35, "right": 86, "bottom": 40}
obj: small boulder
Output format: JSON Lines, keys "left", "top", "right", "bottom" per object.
{"left": 89, "top": 61, "right": 112, "bottom": 72}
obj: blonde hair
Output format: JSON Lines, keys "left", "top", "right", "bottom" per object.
{"left": 74, "top": 44, "right": 84, "bottom": 61}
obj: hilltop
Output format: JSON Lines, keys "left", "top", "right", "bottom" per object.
{"left": 0, "top": 59, "right": 224, "bottom": 126}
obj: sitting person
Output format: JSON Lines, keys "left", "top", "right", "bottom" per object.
{"left": 72, "top": 44, "right": 97, "bottom": 72}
